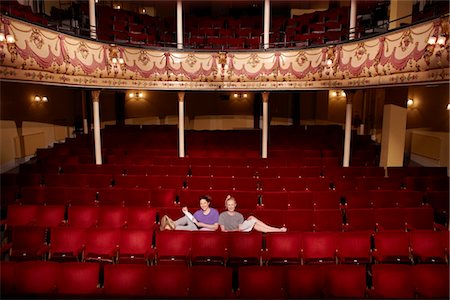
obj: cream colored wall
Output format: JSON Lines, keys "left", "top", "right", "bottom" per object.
{"left": 0, "top": 121, "right": 73, "bottom": 171}
{"left": 380, "top": 104, "right": 407, "bottom": 167}
{"left": 389, "top": 0, "right": 413, "bottom": 29}
{"left": 0, "top": 121, "right": 19, "bottom": 172}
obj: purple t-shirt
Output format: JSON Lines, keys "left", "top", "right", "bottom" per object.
{"left": 193, "top": 208, "right": 219, "bottom": 225}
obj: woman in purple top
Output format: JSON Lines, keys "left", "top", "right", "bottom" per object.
{"left": 160, "top": 195, "right": 219, "bottom": 231}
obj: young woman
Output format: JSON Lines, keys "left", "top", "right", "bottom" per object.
{"left": 219, "top": 195, "right": 287, "bottom": 232}
{"left": 160, "top": 195, "right": 219, "bottom": 231}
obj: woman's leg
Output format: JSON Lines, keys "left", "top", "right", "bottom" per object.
{"left": 247, "top": 216, "right": 287, "bottom": 233}
{"left": 175, "top": 216, "right": 198, "bottom": 230}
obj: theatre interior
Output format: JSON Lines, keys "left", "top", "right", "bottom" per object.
{"left": 0, "top": 0, "right": 449, "bottom": 298}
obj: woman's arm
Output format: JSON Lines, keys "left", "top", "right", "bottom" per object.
{"left": 195, "top": 221, "right": 219, "bottom": 231}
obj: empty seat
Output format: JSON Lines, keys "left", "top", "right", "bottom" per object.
{"left": 190, "top": 266, "right": 233, "bottom": 299}
{"left": 345, "top": 208, "right": 376, "bottom": 231}
{"left": 323, "top": 264, "right": 367, "bottom": 298}
{"left": 287, "top": 191, "right": 315, "bottom": 209}
{"left": 35, "top": 205, "right": 66, "bottom": 228}
{"left": 370, "top": 264, "right": 414, "bottom": 298}
{"left": 409, "top": 230, "right": 449, "bottom": 263}
{"left": 3, "top": 204, "right": 39, "bottom": 228}
{"left": 57, "top": 262, "right": 101, "bottom": 297}
{"left": 238, "top": 266, "right": 285, "bottom": 299}
{"left": 48, "top": 227, "right": 86, "bottom": 262}
{"left": 5, "top": 226, "right": 47, "bottom": 261}
{"left": 404, "top": 206, "right": 436, "bottom": 230}
{"left": 97, "top": 206, "right": 128, "bottom": 229}
{"left": 226, "top": 231, "right": 263, "bottom": 266}
{"left": 0, "top": 261, "right": 16, "bottom": 296}
{"left": 412, "top": 264, "right": 449, "bottom": 299}
{"left": 147, "top": 265, "right": 190, "bottom": 298}
{"left": 336, "top": 231, "right": 373, "bottom": 264}
{"left": 373, "top": 231, "right": 411, "bottom": 263}
{"left": 84, "top": 228, "right": 121, "bottom": 263}
{"left": 285, "top": 265, "right": 324, "bottom": 298}
{"left": 259, "top": 191, "right": 289, "bottom": 209}
{"left": 103, "top": 263, "right": 148, "bottom": 297}
{"left": 191, "top": 231, "right": 227, "bottom": 265}
{"left": 67, "top": 205, "right": 98, "bottom": 228}
{"left": 117, "top": 229, "right": 154, "bottom": 264}
{"left": 301, "top": 232, "right": 337, "bottom": 264}
{"left": 14, "top": 261, "right": 59, "bottom": 297}
{"left": 154, "top": 230, "right": 191, "bottom": 265}
{"left": 313, "top": 209, "right": 344, "bottom": 231}
{"left": 264, "top": 232, "right": 302, "bottom": 265}
{"left": 374, "top": 208, "right": 406, "bottom": 231}
{"left": 284, "top": 209, "right": 314, "bottom": 232}
{"left": 126, "top": 206, "right": 157, "bottom": 229}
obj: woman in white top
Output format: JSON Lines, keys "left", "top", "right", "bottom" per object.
{"left": 218, "top": 195, "right": 287, "bottom": 233}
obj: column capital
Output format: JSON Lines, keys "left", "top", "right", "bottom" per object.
{"left": 91, "top": 90, "right": 101, "bottom": 101}
{"left": 343, "top": 89, "right": 356, "bottom": 104}
{"left": 262, "top": 92, "right": 270, "bottom": 103}
{"left": 178, "top": 91, "right": 185, "bottom": 102}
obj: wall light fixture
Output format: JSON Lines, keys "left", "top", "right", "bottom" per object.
{"left": 34, "top": 95, "right": 48, "bottom": 102}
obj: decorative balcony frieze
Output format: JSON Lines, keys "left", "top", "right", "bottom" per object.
{"left": 0, "top": 15, "right": 448, "bottom": 90}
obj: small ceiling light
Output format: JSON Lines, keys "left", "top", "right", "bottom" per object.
{"left": 42, "top": 96, "right": 48, "bottom": 102}
{"left": 326, "top": 59, "right": 333, "bottom": 66}
{"left": 437, "top": 35, "right": 446, "bottom": 46}
{"left": 427, "top": 36, "right": 437, "bottom": 45}
{"left": 242, "top": 93, "right": 248, "bottom": 98}
{"left": 331, "top": 91, "right": 337, "bottom": 97}
{"left": 111, "top": 57, "right": 118, "bottom": 64}
{"left": 0, "top": 33, "right": 15, "bottom": 44}
{"left": 407, "top": 98, "right": 414, "bottom": 107}
{"left": 233, "top": 93, "right": 239, "bottom": 98}
{"left": 34, "top": 95, "right": 41, "bottom": 102}
{"left": 118, "top": 58, "right": 124, "bottom": 64}
{"left": 138, "top": 92, "right": 143, "bottom": 98}
{"left": 341, "top": 91, "right": 346, "bottom": 97}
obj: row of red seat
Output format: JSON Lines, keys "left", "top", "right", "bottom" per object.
{"left": 5, "top": 170, "right": 449, "bottom": 192}
{"left": 2, "top": 262, "right": 447, "bottom": 298}
{"left": 3, "top": 227, "right": 449, "bottom": 266}
{"left": 3, "top": 200, "right": 440, "bottom": 232}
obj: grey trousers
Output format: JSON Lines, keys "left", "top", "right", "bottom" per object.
{"left": 174, "top": 216, "right": 199, "bottom": 230}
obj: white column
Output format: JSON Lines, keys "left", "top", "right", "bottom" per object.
{"left": 92, "top": 90, "right": 102, "bottom": 165}
{"left": 263, "top": 0, "right": 270, "bottom": 49}
{"left": 89, "top": 0, "right": 97, "bottom": 39}
{"left": 177, "top": 0, "right": 183, "bottom": 49}
{"left": 178, "top": 92, "right": 185, "bottom": 158}
{"left": 262, "top": 92, "right": 269, "bottom": 158}
{"left": 81, "top": 91, "right": 88, "bottom": 134}
{"left": 343, "top": 95, "right": 353, "bottom": 167}
{"left": 349, "top": 0, "right": 357, "bottom": 40}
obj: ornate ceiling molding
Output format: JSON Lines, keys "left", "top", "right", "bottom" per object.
{"left": 0, "top": 15, "right": 448, "bottom": 90}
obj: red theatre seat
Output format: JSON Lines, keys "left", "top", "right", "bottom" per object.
{"left": 190, "top": 266, "right": 233, "bottom": 299}
{"left": 264, "top": 232, "right": 302, "bottom": 265}
{"left": 237, "top": 266, "right": 285, "bottom": 299}
{"left": 154, "top": 230, "right": 192, "bottom": 265}
{"left": 103, "top": 263, "right": 148, "bottom": 297}
{"left": 57, "top": 262, "right": 101, "bottom": 297}
{"left": 323, "top": 264, "right": 368, "bottom": 298}
{"left": 147, "top": 265, "right": 190, "bottom": 298}
{"left": 13, "top": 261, "right": 59, "bottom": 297}
{"left": 190, "top": 231, "right": 227, "bottom": 265}
{"left": 48, "top": 227, "right": 86, "bottom": 262}
{"left": 370, "top": 264, "right": 414, "bottom": 299}
{"left": 412, "top": 264, "right": 450, "bottom": 299}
